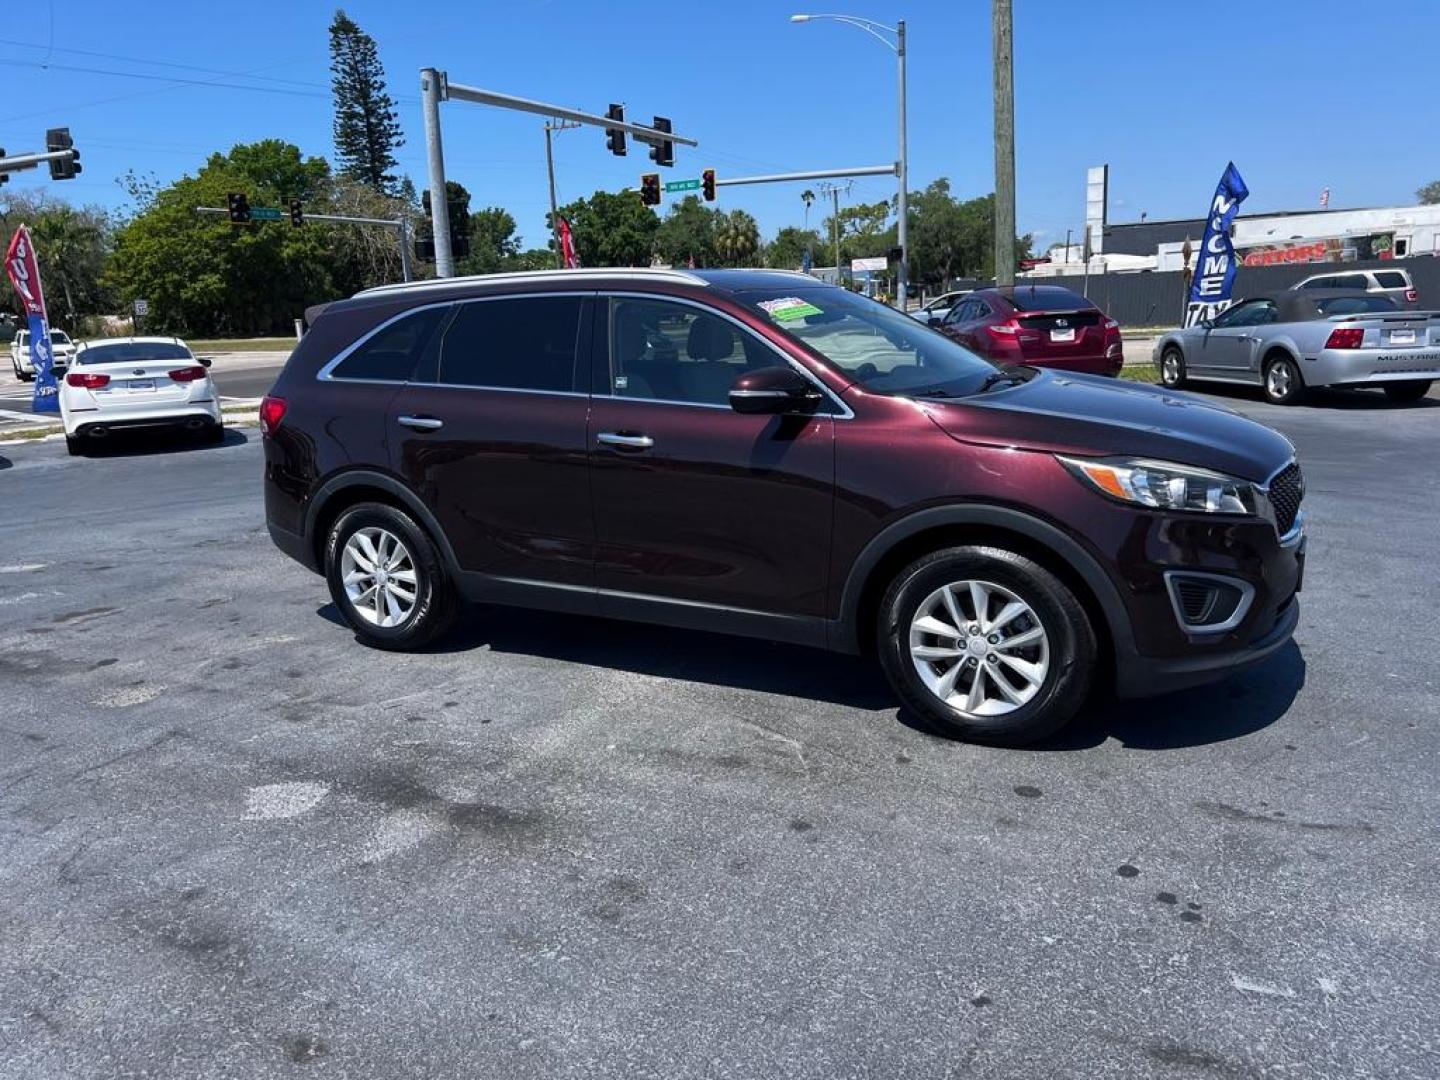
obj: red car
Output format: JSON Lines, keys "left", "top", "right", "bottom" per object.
{"left": 936, "top": 285, "right": 1123, "bottom": 376}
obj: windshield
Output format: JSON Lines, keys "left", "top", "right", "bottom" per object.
{"left": 736, "top": 286, "right": 998, "bottom": 396}
{"left": 50, "top": 331, "right": 71, "bottom": 344}
{"left": 77, "top": 342, "right": 192, "bottom": 365}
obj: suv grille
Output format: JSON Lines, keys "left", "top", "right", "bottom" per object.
{"left": 1268, "top": 462, "right": 1304, "bottom": 535}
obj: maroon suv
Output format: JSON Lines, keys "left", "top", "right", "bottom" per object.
{"left": 262, "top": 269, "right": 1305, "bottom": 745}
{"left": 937, "top": 285, "right": 1124, "bottom": 376}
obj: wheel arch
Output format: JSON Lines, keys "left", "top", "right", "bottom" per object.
{"left": 834, "top": 504, "right": 1132, "bottom": 689}
{"left": 305, "top": 469, "right": 461, "bottom": 575}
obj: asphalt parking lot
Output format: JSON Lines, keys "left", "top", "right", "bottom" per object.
{"left": 1, "top": 385, "right": 1437, "bottom": 1078}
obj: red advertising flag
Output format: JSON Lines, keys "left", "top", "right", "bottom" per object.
{"left": 558, "top": 215, "right": 579, "bottom": 269}
{"left": 5, "top": 225, "right": 48, "bottom": 321}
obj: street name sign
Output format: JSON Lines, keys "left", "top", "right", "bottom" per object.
{"left": 664, "top": 179, "right": 701, "bottom": 193}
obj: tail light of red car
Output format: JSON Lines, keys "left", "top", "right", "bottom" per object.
{"left": 1104, "top": 318, "right": 1120, "bottom": 331}
{"left": 167, "top": 366, "right": 208, "bottom": 383}
{"left": 986, "top": 320, "right": 1020, "bottom": 338}
{"left": 66, "top": 371, "right": 110, "bottom": 389}
{"left": 259, "top": 395, "right": 288, "bottom": 437}
{"left": 1324, "top": 327, "right": 1365, "bottom": 349}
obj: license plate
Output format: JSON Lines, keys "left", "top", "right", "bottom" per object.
{"left": 1390, "top": 329, "right": 1416, "bottom": 345}
{"left": 1050, "top": 328, "right": 1076, "bottom": 342}
{"left": 127, "top": 379, "right": 155, "bottom": 392}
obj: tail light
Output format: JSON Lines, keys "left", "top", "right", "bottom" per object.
{"left": 1325, "top": 327, "right": 1365, "bottom": 349}
{"left": 1405, "top": 288, "right": 1418, "bottom": 303}
{"left": 986, "top": 320, "right": 1020, "bottom": 337}
{"left": 168, "top": 366, "right": 208, "bottom": 383}
{"left": 66, "top": 371, "right": 110, "bottom": 389}
{"left": 1104, "top": 318, "right": 1120, "bottom": 331}
{"left": 259, "top": 395, "right": 288, "bottom": 437}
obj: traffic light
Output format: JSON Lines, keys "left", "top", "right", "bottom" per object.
{"left": 414, "top": 236, "right": 436, "bottom": 262}
{"left": 46, "top": 128, "right": 80, "bottom": 180}
{"left": 605, "top": 104, "right": 627, "bottom": 157}
{"left": 227, "top": 192, "right": 251, "bottom": 224}
{"left": 640, "top": 174, "right": 661, "bottom": 207}
{"left": 422, "top": 189, "right": 432, "bottom": 219}
{"left": 648, "top": 116, "right": 673, "bottom": 168}
{"left": 701, "top": 168, "right": 716, "bottom": 202}
{"left": 289, "top": 198, "right": 304, "bottom": 227}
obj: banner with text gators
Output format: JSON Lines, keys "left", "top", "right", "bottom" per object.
{"left": 1185, "top": 162, "right": 1249, "bottom": 328}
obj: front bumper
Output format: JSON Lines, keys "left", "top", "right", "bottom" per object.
{"left": 1115, "top": 594, "right": 1299, "bottom": 697}
{"left": 1306, "top": 346, "right": 1440, "bottom": 387}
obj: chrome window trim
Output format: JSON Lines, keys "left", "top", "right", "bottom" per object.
{"left": 316, "top": 300, "right": 456, "bottom": 385}
{"left": 1163, "top": 571, "right": 1256, "bottom": 636}
{"left": 356, "top": 267, "right": 708, "bottom": 299}
{"left": 600, "top": 290, "right": 854, "bottom": 419}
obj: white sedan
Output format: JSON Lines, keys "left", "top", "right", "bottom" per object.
{"left": 59, "top": 336, "right": 223, "bottom": 455}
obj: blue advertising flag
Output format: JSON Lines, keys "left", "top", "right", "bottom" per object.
{"left": 4, "top": 226, "right": 61, "bottom": 413}
{"left": 1185, "top": 162, "right": 1250, "bottom": 327}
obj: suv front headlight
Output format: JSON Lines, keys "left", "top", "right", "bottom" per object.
{"left": 1057, "top": 455, "right": 1258, "bottom": 515}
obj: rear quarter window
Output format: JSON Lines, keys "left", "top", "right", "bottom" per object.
{"left": 330, "top": 307, "right": 445, "bottom": 382}
{"left": 1373, "top": 271, "right": 1409, "bottom": 289}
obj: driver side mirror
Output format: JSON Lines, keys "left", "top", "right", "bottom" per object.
{"left": 728, "top": 366, "right": 821, "bottom": 415}
{"left": 1199, "top": 318, "right": 1213, "bottom": 330}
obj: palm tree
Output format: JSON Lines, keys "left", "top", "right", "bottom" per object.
{"left": 714, "top": 210, "right": 760, "bottom": 267}
{"left": 801, "top": 189, "right": 815, "bottom": 231}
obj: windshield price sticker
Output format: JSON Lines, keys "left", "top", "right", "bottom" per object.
{"left": 758, "top": 297, "right": 824, "bottom": 322}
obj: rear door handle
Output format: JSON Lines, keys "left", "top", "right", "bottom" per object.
{"left": 597, "top": 431, "right": 654, "bottom": 451}
{"left": 398, "top": 415, "right": 444, "bottom": 431}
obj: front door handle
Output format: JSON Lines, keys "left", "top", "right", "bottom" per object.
{"left": 398, "top": 415, "right": 444, "bottom": 431}
{"left": 597, "top": 431, "right": 654, "bottom": 451}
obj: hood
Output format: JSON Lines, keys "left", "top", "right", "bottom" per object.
{"left": 922, "top": 371, "right": 1295, "bottom": 482}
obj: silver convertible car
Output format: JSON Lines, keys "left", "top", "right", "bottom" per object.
{"left": 1153, "top": 290, "right": 1439, "bottom": 405}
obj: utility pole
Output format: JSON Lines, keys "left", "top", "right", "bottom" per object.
{"left": 544, "top": 119, "right": 581, "bottom": 268}
{"left": 818, "top": 183, "right": 844, "bottom": 286}
{"left": 896, "top": 18, "right": 909, "bottom": 310}
{"left": 992, "top": 0, "right": 1016, "bottom": 287}
{"left": 420, "top": 68, "right": 453, "bottom": 278}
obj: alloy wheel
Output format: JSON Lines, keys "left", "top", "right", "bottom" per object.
{"left": 1266, "top": 363, "right": 1292, "bottom": 399}
{"left": 908, "top": 579, "right": 1051, "bottom": 717}
{"left": 340, "top": 526, "right": 419, "bottom": 628}
{"left": 1161, "top": 352, "right": 1181, "bottom": 385}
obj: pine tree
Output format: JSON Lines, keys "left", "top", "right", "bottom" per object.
{"left": 329, "top": 10, "right": 404, "bottom": 192}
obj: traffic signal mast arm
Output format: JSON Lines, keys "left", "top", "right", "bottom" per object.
{"left": 0, "top": 148, "right": 80, "bottom": 175}
{"left": 439, "top": 80, "right": 697, "bottom": 151}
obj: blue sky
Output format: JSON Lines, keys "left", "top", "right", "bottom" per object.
{"left": 4, "top": 0, "right": 1439, "bottom": 251}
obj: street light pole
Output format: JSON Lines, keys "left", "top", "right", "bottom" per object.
{"left": 420, "top": 68, "right": 454, "bottom": 279}
{"left": 791, "top": 13, "right": 909, "bottom": 310}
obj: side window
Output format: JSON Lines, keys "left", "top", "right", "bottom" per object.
{"left": 1334, "top": 274, "right": 1368, "bottom": 290}
{"left": 944, "top": 300, "right": 972, "bottom": 325}
{"left": 972, "top": 300, "right": 993, "bottom": 319}
{"left": 607, "top": 297, "right": 762, "bottom": 406}
{"left": 1212, "top": 301, "right": 1257, "bottom": 328}
{"left": 332, "top": 307, "right": 445, "bottom": 382}
{"left": 1253, "top": 301, "right": 1279, "bottom": 325}
{"left": 1300, "top": 277, "right": 1331, "bottom": 290}
{"left": 439, "top": 295, "right": 584, "bottom": 392}
{"left": 1374, "top": 270, "right": 1408, "bottom": 289}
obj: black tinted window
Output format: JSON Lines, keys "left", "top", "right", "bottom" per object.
{"left": 1374, "top": 271, "right": 1408, "bottom": 289}
{"left": 608, "top": 297, "right": 771, "bottom": 406}
{"left": 1300, "top": 277, "right": 1333, "bottom": 289}
{"left": 440, "top": 296, "right": 584, "bottom": 391}
{"left": 1315, "top": 295, "right": 1399, "bottom": 315}
{"left": 333, "top": 307, "right": 443, "bottom": 381}
{"left": 79, "top": 342, "right": 193, "bottom": 364}
{"left": 1333, "top": 274, "right": 1368, "bottom": 290}
{"left": 1006, "top": 287, "right": 1090, "bottom": 312}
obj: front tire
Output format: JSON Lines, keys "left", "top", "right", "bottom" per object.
{"left": 1382, "top": 380, "right": 1432, "bottom": 404}
{"left": 1159, "top": 346, "right": 1187, "bottom": 389}
{"left": 324, "top": 502, "right": 459, "bottom": 651}
{"left": 1262, "top": 355, "right": 1305, "bottom": 405}
{"left": 876, "top": 546, "right": 1096, "bottom": 746}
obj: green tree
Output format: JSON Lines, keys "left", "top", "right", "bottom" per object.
{"left": 1418, "top": 180, "right": 1440, "bottom": 205}
{"left": 107, "top": 141, "right": 336, "bottom": 336}
{"left": 764, "top": 226, "right": 823, "bottom": 270}
{"left": 323, "top": 173, "right": 415, "bottom": 294}
{"left": 553, "top": 190, "right": 658, "bottom": 267}
{"left": 329, "top": 9, "right": 404, "bottom": 192}
{"left": 654, "top": 195, "right": 719, "bottom": 267}
{"left": 714, "top": 209, "right": 760, "bottom": 267}
{"left": 456, "top": 206, "right": 519, "bottom": 274}
{"left": 0, "top": 192, "right": 113, "bottom": 327}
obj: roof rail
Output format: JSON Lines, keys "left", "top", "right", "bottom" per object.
{"left": 355, "top": 267, "right": 709, "bottom": 299}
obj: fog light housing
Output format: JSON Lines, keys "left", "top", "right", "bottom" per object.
{"left": 1164, "top": 572, "right": 1254, "bottom": 634}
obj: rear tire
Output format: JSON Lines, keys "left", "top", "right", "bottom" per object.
{"left": 1159, "top": 346, "right": 1187, "bottom": 389}
{"left": 876, "top": 545, "right": 1097, "bottom": 746}
{"left": 1262, "top": 355, "right": 1305, "bottom": 405}
{"left": 65, "top": 434, "right": 86, "bottom": 457}
{"left": 1382, "top": 380, "right": 1432, "bottom": 404}
{"left": 324, "top": 502, "right": 459, "bottom": 651}
{"left": 199, "top": 422, "right": 226, "bottom": 445}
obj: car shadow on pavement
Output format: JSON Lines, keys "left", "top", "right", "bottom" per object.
{"left": 1038, "top": 641, "right": 1306, "bottom": 751}
{"left": 320, "top": 602, "right": 1305, "bottom": 746}
{"left": 318, "top": 601, "right": 898, "bottom": 710}
{"left": 75, "top": 427, "right": 248, "bottom": 457}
